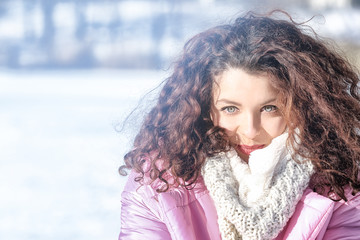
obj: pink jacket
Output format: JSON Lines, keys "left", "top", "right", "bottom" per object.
{"left": 119, "top": 170, "right": 360, "bottom": 239}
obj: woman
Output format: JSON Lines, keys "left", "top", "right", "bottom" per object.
{"left": 119, "top": 11, "right": 360, "bottom": 240}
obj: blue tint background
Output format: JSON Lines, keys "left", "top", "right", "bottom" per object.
{"left": 0, "top": 1, "right": 359, "bottom": 239}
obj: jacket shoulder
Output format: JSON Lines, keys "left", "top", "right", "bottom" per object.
{"left": 119, "top": 170, "right": 171, "bottom": 239}
{"left": 320, "top": 188, "right": 360, "bottom": 240}
{"left": 120, "top": 170, "right": 220, "bottom": 240}
{"left": 276, "top": 187, "right": 360, "bottom": 240}
{"left": 275, "top": 188, "right": 335, "bottom": 240}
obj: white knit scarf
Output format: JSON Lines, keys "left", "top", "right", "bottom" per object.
{"left": 202, "top": 133, "right": 314, "bottom": 240}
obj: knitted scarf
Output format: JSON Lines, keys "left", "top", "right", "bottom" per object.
{"left": 202, "top": 133, "right": 314, "bottom": 240}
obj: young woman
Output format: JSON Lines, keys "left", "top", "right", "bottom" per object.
{"left": 118, "top": 11, "right": 360, "bottom": 240}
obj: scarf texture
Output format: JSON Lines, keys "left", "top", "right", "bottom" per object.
{"left": 202, "top": 133, "right": 314, "bottom": 240}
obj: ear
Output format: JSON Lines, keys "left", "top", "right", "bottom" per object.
{"left": 209, "top": 106, "right": 219, "bottom": 125}
{"left": 210, "top": 110, "right": 214, "bottom": 121}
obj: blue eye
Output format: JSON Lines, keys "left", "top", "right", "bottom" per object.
{"left": 222, "top": 106, "right": 238, "bottom": 113}
{"left": 262, "top": 105, "right": 277, "bottom": 112}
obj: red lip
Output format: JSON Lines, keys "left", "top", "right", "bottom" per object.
{"left": 237, "top": 144, "right": 265, "bottom": 155}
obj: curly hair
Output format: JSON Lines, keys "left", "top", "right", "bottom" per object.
{"left": 120, "top": 10, "right": 360, "bottom": 201}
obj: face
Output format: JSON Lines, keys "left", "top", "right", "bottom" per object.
{"left": 211, "top": 68, "right": 287, "bottom": 162}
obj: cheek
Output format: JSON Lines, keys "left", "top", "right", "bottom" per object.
{"left": 210, "top": 109, "right": 239, "bottom": 133}
{"left": 264, "top": 116, "right": 287, "bottom": 137}
{"left": 216, "top": 118, "right": 239, "bottom": 137}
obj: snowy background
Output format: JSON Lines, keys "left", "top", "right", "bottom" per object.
{"left": 0, "top": 0, "right": 359, "bottom": 240}
{"left": 0, "top": 69, "right": 165, "bottom": 240}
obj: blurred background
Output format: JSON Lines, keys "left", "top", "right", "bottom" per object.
{"left": 0, "top": 0, "right": 359, "bottom": 239}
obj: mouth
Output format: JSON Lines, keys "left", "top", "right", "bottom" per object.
{"left": 236, "top": 144, "right": 265, "bottom": 155}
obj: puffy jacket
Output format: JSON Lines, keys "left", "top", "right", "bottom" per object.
{"left": 119, "top": 170, "right": 360, "bottom": 239}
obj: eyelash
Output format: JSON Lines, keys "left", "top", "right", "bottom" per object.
{"left": 221, "top": 106, "right": 238, "bottom": 114}
{"left": 261, "top": 105, "right": 278, "bottom": 113}
{"left": 220, "top": 105, "right": 278, "bottom": 114}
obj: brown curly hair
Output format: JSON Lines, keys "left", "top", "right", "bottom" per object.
{"left": 120, "top": 10, "right": 360, "bottom": 201}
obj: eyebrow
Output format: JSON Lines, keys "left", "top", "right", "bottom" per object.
{"left": 215, "top": 98, "right": 277, "bottom": 106}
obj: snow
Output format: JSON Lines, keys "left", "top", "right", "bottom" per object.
{"left": 0, "top": 69, "right": 166, "bottom": 240}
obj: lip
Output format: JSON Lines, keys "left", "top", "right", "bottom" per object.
{"left": 236, "top": 144, "right": 265, "bottom": 155}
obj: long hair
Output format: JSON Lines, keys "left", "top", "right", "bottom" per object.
{"left": 120, "top": 10, "right": 360, "bottom": 200}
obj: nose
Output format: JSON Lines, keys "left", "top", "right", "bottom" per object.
{"left": 239, "top": 113, "right": 261, "bottom": 140}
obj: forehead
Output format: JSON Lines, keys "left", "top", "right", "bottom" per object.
{"left": 212, "top": 68, "right": 278, "bottom": 98}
